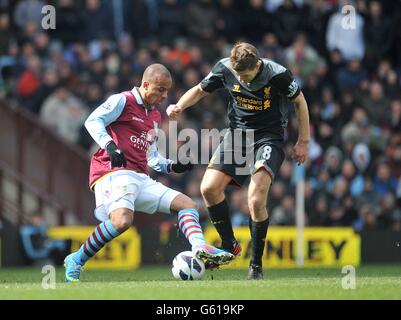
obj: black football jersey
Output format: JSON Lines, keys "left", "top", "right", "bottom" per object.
{"left": 200, "top": 58, "right": 300, "bottom": 136}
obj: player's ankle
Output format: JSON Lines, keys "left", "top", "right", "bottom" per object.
{"left": 222, "top": 238, "right": 237, "bottom": 250}
{"left": 250, "top": 260, "right": 262, "bottom": 268}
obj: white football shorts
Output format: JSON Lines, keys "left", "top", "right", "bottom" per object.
{"left": 93, "top": 170, "right": 181, "bottom": 222}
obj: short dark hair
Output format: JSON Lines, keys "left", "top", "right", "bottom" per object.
{"left": 142, "top": 63, "right": 171, "bottom": 82}
{"left": 230, "top": 42, "right": 260, "bottom": 72}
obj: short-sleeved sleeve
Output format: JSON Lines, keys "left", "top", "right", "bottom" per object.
{"left": 200, "top": 61, "right": 225, "bottom": 93}
{"left": 270, "top": 70, "right": 300, "bottom": 99}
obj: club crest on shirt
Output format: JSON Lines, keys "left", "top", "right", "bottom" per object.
{"left": 264, "top": 86, "right": 271, "bottom": 99}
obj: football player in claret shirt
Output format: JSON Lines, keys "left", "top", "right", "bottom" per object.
{"left": 167, "top": 43, "right": 310, "bottom": 280}
{"left": 64, "top": 64, "right": 234, "bottom": 282}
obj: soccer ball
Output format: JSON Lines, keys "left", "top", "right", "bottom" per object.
{"left": 171, "top": 251, "right": 205, "bottom": 280}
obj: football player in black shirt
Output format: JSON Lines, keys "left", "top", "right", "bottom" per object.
{"left": 167, "top": 42, "right": 310, "bottom": 279}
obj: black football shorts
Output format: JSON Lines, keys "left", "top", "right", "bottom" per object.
{"left": 207, "top": 129, "right": 285, "bottom": 186}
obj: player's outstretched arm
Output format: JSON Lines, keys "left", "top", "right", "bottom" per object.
{"left": 166, "top": 84, "right": 209, "bottom": 119}
{"left": 292, "top": 91, "right": 310, "bottom": 165}
{"left": 147, "top": 141, "right": 173, "bottom": 173}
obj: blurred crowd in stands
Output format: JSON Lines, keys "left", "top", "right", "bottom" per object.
{"left": 1, "top": 0, "right": 401, "bottom": 231}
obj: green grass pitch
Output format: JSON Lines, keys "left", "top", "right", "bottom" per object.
{"left": 0, "top": 265, "right": 400, "bottom": 300}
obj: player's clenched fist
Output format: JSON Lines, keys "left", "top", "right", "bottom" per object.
{"left": 106, "top": 141, "right": 127, "bottom": 168}
{"left": 168, "top": 160, "right": 193, "bottom": 173}
{"left": 166, "top": 104, "right": 183, "bottom": 119}
{"left": 292, "top": 140, "right": 309, "bottom": 165}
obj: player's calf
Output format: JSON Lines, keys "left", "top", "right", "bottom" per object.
{"left": 64, "top": 219, "right": 121, "bottom": 282}
{"left": 177, "top": 207, "right": 236, "bottom": 267}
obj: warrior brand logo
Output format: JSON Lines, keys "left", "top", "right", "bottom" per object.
{"left": 132, "top": 116, "right": 144, "bottom": 123}
{"left": 232, "top": 84, "right": 241, "bottom": 93}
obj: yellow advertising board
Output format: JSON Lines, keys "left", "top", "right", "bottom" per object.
{"left": 48, "top": 226, "right": 141, "bottom": 269}
{"left": 205, "top": 227, "right": 360, "bottom": 268}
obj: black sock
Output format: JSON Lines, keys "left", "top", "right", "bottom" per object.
{"left": 249, "top": 217, "right": 269, "bottom": 266}
{"left": 208, "top": 199, "right": 235, "bottom": 248}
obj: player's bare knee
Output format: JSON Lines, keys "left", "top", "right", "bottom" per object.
{"left": 115, "top": 216, "right": 133, "bottom": 232}
{"left": 171, "top": 194, "right": 199, "bottom": 212}
{"left": 248, "top": 197, "right": 266, "bottom": 215}
{"left": 187, "top": 200, "right": 199, "bottom": 211}
{"left": 250, "top": 212, "right": 269, "bottom": 222}
{"left": 200, "top": 183, "right": 221, "bottom": 202}
{"left": 180, "top": 197, "right": 198, "bottom": 211}
{"left": 110, "top": 210, "right": 134, "bottom": 232}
